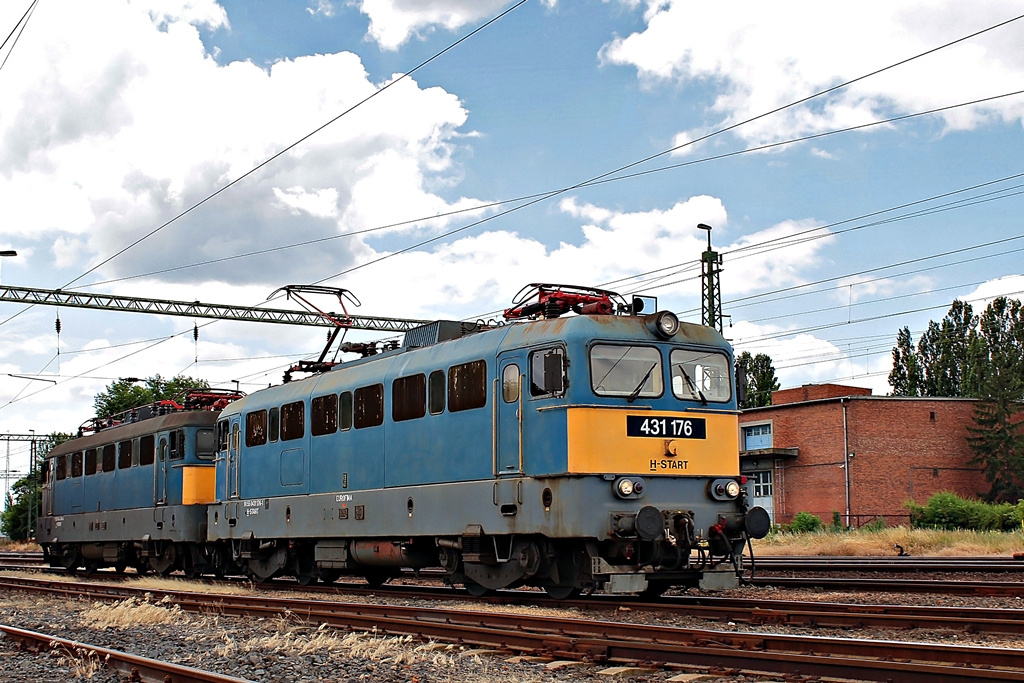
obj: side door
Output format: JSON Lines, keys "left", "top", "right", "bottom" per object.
{"left": 155, "top": 435, "right": 169, "bottom": 505}
{"left": 496, "top": 352, "right": 526, "bottom": 475}
{"left": 227, "top": 415, "right": 241, "bottom": 499}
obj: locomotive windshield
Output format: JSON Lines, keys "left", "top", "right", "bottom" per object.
{"left": 670, "top": 349, "right": 731, "bottom": 403}
{"left": 590, "top": 344, "right": 663, "bottom": 399}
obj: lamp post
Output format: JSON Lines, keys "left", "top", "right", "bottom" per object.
{"left": 0, "top": 250, "right": 15, "bottom": 284}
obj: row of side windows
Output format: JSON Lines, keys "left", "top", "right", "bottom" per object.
{"left": 244, "top": 360, "right": 487, "bottom": 446}
{"left": 51, "top": 429, "right": 216, "bottom": 481}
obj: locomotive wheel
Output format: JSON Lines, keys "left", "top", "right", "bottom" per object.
{"left": 640, "top": 581, "right": 669, "bottom": 599}
{"left": 543, "top": 584, "right": 579, "bottom": 600}
{"left": 84, "top": 560, "right": 99, "bottom": 574}
{"left": 113, "top": 562, "right": 127, "bottom": 575}
{"left": 57, "top": 546, "right": 80, "bottom": 572}
{"left": 464, "top": 580, "right": 491, "bottom": 597}
{"left": 319, "top": 570, "right": 341, "bottom": 584}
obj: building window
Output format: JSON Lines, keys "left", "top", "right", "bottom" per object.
{"left": 743, "top": 423, "right": 772, "bottom": 450}
{"left": 751, "top": 470, "right": 773, "bottom": 498}
{"left": 392, "top": 374, "right": 426, "bottom": 422}
{"left": 312, "top": 394, "right": 339, "bottom": 435}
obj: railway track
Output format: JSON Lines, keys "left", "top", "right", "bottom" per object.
{"left": 0, "top": 623, "right": 253, "bottom": 683}
{"left": 1, "top": 573, "right": 1022, "bottom": 682}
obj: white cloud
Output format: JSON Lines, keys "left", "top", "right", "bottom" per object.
{"left": 964, "top": 274, "right": 1024, "bottom": 307}
{"left": 0, "top": 2, "right": 487, "bottom": 288}
{"left": 601, "top": 1, "right": 1024, "bottom": 146}
{"left": 356, "top": 0, "right": 511, "bottom": 50}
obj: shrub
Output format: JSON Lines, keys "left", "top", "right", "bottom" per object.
{"left": 788, "top": 511, "right": 823, "bottom": 533}
{"left": 908, "top": 491, "right": 1024, "bottom": 531}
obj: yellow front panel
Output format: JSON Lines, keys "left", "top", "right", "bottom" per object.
{"left": 566, "top": 408, "right": 739, "bottom": 476}
{"left": 182, "top": 465, "right": 216, "bottom": 505}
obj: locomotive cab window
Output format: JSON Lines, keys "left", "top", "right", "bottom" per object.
{"left": 85, "top": 448, "right": 98, "bottom": 476}
{"left": 530, "top": 347, "right": 566, "bottom": 398}
{"left": 590, "top": 344, "right": 662, "bottom": 399}
{"left": 670, "top": 349, "right": 731, "bottom": 403}
{"left": 312, "top": 394, "right": 339, "bottom": 435}
{"left": 169, "top": 429, "right": 185, "bottom": 460}
{"left": 217, "top": 420, "right": 229, "bottom": 451}
{"left": 71, "top": 452, "right": 83, "bottom": 477}
{"left": 448, "top": 360, "right": 487, "bottom": 412}
{"left": 57, "top": 455, "right": 68, "bottom": 480}
{"left": 196, "top": 429, "right": 215, "bottom": 460}
{"left": 246, "top": 410, "right": 268, "bottom": 447}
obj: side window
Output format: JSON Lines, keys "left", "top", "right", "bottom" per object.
{"left": 139, "top": 435, "right": 155, "bottom": 466}
{"left": 57, "top": 455, "right": 67, "bottom": 480}
{"left": 196, "top": 429, "right": 215, "bottom": 460}
{"left": 71, "top": 452, "right": 83, "bottom": 477}
{"left": 530, "top": 347, "right": 567, "bottom": 397}
{"left": 312, "top": 394, "right": 339, "bottom": 436}
{"left": 217, "top": 420, "right": 229, "bottom": 451}
{"left": 428, "top": 370, "right": 445, "bottom": 415}
{"left": 502, "top": 364, "right": 520, "bottom": 403}
{"left": 392, "top": 374, "right": 426, "bottom": 422}
{"left": 169, "top": 429, "right": 185, "bottom": 460}
{"left": 269, "top": 407, "right": 280, "bottom": 442}
{"left": 246, "top": 410, "right": 268, "bottom": 447}
{"left": 448, "top": 360, "right": 487, "bottom": 412}
{"left": 339, "top": 391, "right": 353, "bottom": 431}
{"left": 281, "top": 401, "right": 305, "bottom": 441}
{"left": 85, "top": 448, "right": 98, "bottom": 476}
{"left": 118, "top": 441, "right": 132, "bottom": 469}
{"left": 670, "top": 348, "right": 732, "bottom": 403}
{"left": 102, "top": 444, "right": 116, "bottom": 472}
{"left": 354, "top": 384, "right": 384, "bottom": 429}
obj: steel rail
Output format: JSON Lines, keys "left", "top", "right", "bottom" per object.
{"left": 0, "top": 284, "right": 430, "bottom": 331}
{"left": 0, "top": 623, "right": 253, "bottom": 683}
{"left": 754, "top": 555, "right": 1024, "bottom": 572}
{"left": 1, "top": 575, "right": 1022, "bottom": 682}
{"left": 750, "top": 575, "right": 1024, "bottom": 595}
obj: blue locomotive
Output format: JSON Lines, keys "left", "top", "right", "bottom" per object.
{"left": 38, "top": 284, "right": 769, "bottom": 596}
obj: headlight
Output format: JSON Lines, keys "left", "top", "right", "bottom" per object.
{"left": 613, "top": 476, "right": 645, "bottom": 499}
{"left": 645, "top": 310, "right": 680, "bottom": 339}
{"left": 710, "top": 478, "right": 742, "bottom": 501}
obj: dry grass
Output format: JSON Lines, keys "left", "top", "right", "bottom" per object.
{"left": 0, "top": 540, "right": 41, "bottom": 552}
{"left": 753, "top": 526, "right": 1024, "bottom": 556}
{"left": 80, "top": 595, "right": 189, "bottom": 629}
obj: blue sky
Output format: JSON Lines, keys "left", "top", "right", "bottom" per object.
{"left": 1, "top": 0, "right": 1023, "bottom": 476}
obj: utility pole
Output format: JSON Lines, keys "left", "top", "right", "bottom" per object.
{"left": 698, "top": 223, "right": 723, "bottom": 333}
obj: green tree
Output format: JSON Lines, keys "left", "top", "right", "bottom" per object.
{"left": 1, "top": 432, "right": 73, "bottom": 541}
{"left": 888, "top": 326, "right": 921, "bottom": 396}
{"left": 916, "top": 300, "right": 979, "bottom": 397}
{"left": 966, "top": 296, "right": 1024, "bottom": 502}
{"left": 93, "top": 374, "right": 209, "bottom": 418}
{"left": 736, "top": 351, "right": 780, "bottom": 408}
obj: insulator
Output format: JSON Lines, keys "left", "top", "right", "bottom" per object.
{"left": 193, "top": 323, "right": 199, "bottom": 342}
{"left": 55, "top": 316, "right": 62, "bottom": 334}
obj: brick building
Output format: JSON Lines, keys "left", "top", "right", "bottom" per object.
{"left": 738, "top": 384, "right": 987, "bottom": 527}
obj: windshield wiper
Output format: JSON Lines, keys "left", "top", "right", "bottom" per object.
{"left": 627, "top": 363, "right": 657, "bottom": 403}
{"left": 675, "top": 364, "right": 707, "bottom": 406}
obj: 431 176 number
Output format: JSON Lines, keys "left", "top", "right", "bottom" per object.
{"left": 626, "top": 415, "right": 706, "bottom": 439}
